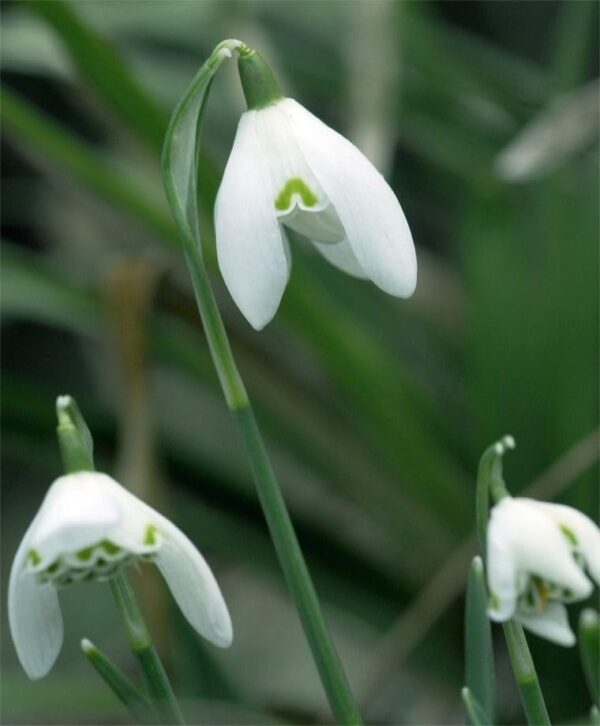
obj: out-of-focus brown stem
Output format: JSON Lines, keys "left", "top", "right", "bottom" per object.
{"left": 105, "top": 258, "right": 170, "bottom": 656}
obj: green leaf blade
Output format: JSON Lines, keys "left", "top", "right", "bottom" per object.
{"left": 579, "top": 609, "right": 600, "bottom": 706}
{"left": 465, "top": 556, "right": 495, "bottom": 725}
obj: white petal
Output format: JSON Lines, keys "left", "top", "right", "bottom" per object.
{"left": 533, "top": 501, "right": 600, "bottom": 584}
{"left": 515, "top": 602, "right": 576, "bottom": 647}
{"left": 150, "top": 511, "right": 232, "bottom": 648}
{"left": 215, "top": 110, "right": 289, "bottom": 330}
{"left": 487, "top": 522, "right": 520, "bottom": 621}
{"left": 312, "top": 238, "right": 368, "bottom": 279}
{"left": 9, "top": 517, "right": 63, "bottom": 678}
{"left": 279, "top": 201, "right": 345, "bottom": 244}
{"left": 84, "top": 474, "right": 166, "bottom": 556}
{"left": 28, "top": 473, "right": 122, "bottom": 566}
{"left": 281, "top": 98, "right": 417, "bottom": 297}
{"left": 253, "top": 101, "right": 327, "bottom": 210}
{"left": 489, "top": 498, "right": 592, "bottom": 600}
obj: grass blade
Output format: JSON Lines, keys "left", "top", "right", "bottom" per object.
{"left": 465, "top": 556, "right": 495, "bottom": 724}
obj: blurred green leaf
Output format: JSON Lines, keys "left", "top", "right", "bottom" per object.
{"left": 30, "top": 0, "right": 168, "bottom": 151}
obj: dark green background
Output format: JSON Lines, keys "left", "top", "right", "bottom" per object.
{"left": 1, "top": 1, "right": 598, "bottom": 723}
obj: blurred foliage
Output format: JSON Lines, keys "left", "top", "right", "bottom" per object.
{"left": 1, "top": 1, "right": 598, "bottom": 724}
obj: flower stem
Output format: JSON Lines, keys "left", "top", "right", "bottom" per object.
{"left": 55, "top": 397, "right": 184, "bottom": 724}
{"left": 81, "top": 638, "right": 155, "bottom": 724}
{"left": 110, "top": 574, "right": 185, "bottom": 725}
{"left": 475, "top": 438, "right": 550, "bottom": 726}
{"left": 180, "top": 242, "right": 361, "bottom": 725}
{"left": 502, "top": 621, "right": 551, "bottom": 725}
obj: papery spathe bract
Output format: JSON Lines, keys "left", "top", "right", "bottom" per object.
{"left": 215, "top": 97, "right": 417, "bottom": 330}
{"left": 9, "top": 472, "right": 232, "bottom": 679}
{"left": 486, "top": 496, "right": 600, "bottom": 646}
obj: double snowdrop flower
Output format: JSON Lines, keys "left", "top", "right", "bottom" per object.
{"left": 215, "top": 49, "right": 417, "bottom": 330}
{"left": 486, "top": 496, "right": 600, "bottom": 646}
{"left": 9, "top": 471, "right": 232, "bottom": 679}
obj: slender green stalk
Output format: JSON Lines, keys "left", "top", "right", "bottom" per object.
{"left": 110, "top": 575, "right": 185, "bottom": 726}
{"left": 502, "top": 622, "right": 550, "bottom": 726}
{"left": 475, "top": 437, "right": 512, "bottom": 558}
{"left": 578, "top": 609, "right": 600, "bottom": 706}
{"left": 181, "top": 240, "right": 361, "bottom": 725}
{"left": 464, "top": 557, "right": 494, "bottom": 724}
{"left": 161, "top": 40, "right": 361, "bottom": 725}
{"left": 461, "top": 687, "right": 488, "bottom": 726}
{"left": 81, "top": 638, "right": 155, "bottom": 724}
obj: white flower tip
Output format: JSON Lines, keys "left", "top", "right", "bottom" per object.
{"left": 56, "top": 394, "right": 72, "bottom": 409}
{"left": 471, "top": 555, "right": 484, "bottom": 574}
{"left": 494, "top": 435, "right": 515, "bottom": 455}
{"left": 580, "top": 608, "right": 599, "bottom": 630}
{"left": 487, "top": 606, "right": 508, "bottom": 623}
{"left": 218, "top": 47, "right": 233, "bottom": 61}
{"left": 248, "top": 314, "right": 271, "bottom": 332}
{"left": 80, "top": 638, "right": 94, "bottom": 654}
{"left": 211, "top": 621, "right": 234, "bottom": 649}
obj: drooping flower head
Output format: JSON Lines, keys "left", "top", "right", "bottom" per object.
{"left": 215, "top": 48, "right": 417, "bottom": 330}
{"left": 487, "top": 496, "right": 600, "bottom": 646}
{"left": 9, "top": 471, "right": 232, "bottom": 679}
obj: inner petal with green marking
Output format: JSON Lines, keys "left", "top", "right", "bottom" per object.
{"left": 26, "top": 526, "right": 162, "bottom": 587}
{"left": 275, "top": 177, "right": 345, "bottom": 245}
{"left": 274, "top": 177, "right": 318, "bottom": 211}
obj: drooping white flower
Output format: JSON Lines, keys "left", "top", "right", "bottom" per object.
{"left": 215, "top": 96, "right": 417, "bottom": 330}
{"left": 486, "top": 496, "right": 600, "bottom": 646}
{"left": 9, "top": 472, "right": 232, "bottom": 679}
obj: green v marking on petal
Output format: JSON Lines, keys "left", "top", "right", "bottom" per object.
{"left": 275, "top": 177, "right": 318, "bottom": 211}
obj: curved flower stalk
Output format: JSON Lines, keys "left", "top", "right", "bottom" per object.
{"left": 487, "top": 496, "right": 600, "bottom": 646}
{"left": 215, "top": 49, "right": 417, "bottom": 330}
{"left": 162, "top": 40, "right": 362, "bottom": 724}
{"left": 9, "top": 471, "right": 232, "bottom": 679}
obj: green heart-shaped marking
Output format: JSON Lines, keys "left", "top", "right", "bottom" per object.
{"left": 275, "top": 177, "right": 318, "bottom": 211}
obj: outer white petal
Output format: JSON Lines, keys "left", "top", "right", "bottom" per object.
{"left": 149, "top": 511, "right": 232, "bottom": 648}
{"left": 489, "top": 498, "right": 592, "bottom": 599}
{"left": 487, "top": 520, "right": 520, "bottom": 621}
{"left": 515, "top": 602, "right": 576, "bottom": 647}
{"left": 311, "top": 238, "right": 368, "bottom": 279}
{"left": 86, "top": 473, "right": 164, "bottom": 555}
{"left": 281, "top": 98, "right": 417, "bottom": 297}
{"left": 28, "top": 473, "right": 122, "bottom": 567}
{"left": 215, "top": 111, "right": 289, "bottom": 330}
{"left": 533, "top": 501, "right": 600, "bottom": 584}
{"left": 9, "top": 516, "right": 64, "bottom": 679}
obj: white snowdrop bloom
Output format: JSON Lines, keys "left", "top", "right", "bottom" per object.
{"left": 215, "top": 51, "right": 416, "bottom": 330}
{"left": 9, "top": 471, "right": 232, "bottom": 679}
{"left": 487, "top": 496, "right": 600, "bottom": 646}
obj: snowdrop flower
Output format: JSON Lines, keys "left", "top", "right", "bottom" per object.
{"left": 487, "top": 496, "right": 600, "bottom": 646}
{"left": 9, "top": 471, "right": 232, "bottom": 679}
{"left": 215, "top": 48, "right": 417, "bottom": 330}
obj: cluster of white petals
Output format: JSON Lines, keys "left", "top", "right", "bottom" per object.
{"left": 9, "top": 472, "right": 232, "bottom": 679}
{"left": 487, "top": 496, "right": 600, "bottom": 646}
{"left": 215, "top": 97, "right": 417, "bottom": 330}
